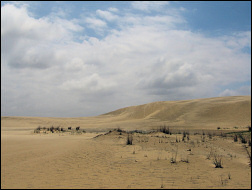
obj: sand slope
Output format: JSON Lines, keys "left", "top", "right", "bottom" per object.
{"left": 103, "top": 96, "right": 251, "bottom": 128}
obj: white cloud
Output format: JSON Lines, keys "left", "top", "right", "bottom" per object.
{"left": 1, "top": 2, "right": 251, "bottom": 117}
{"left": 96, "top": 9, "right": 118, "bottom": 21}
{"left": 131, "top": 1, "right": 169, "bottom": 12}
{"left": 108, "top": 7, "right": 119, "bottom": 13}
{"left": 84, "top": 17, "right": 107, "bottom": 34}
{"left": 1, "top": 3, "right": 83, "bottom": 69}
{"left": 219, "top": 86, "right": 251, "bottom": 97}
{"left": 85, "top": 17, "right": 107, "bottom": 28}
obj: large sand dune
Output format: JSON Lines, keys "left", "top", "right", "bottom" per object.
{"left": 1, "top": 96, "right": 251, "bottom": 189}
{"left": 103, "top": 95, "right": 251, "bottom": 128}
{"left": 1, "top": 96, "right": 251, "bottom": 132}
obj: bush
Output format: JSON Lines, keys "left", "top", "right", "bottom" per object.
{"left": 234, "top": 134, "right": 238, "bottom": 142}
{"left": 213, "top": 154, "right": 223, "bottom": 168}
{"left": 116, "top": 128, "right": 123, "bottom": 132}
{"left": 239, "top": 134, "right": 247, "bottom": 144}
{"left": 50, "top": 126, "right": 54, "bottom": 132}
{"left": 248, "top": 126, "right": 251, "bottom": 132}
{"left": 245, "top": 148, "right": 251, "bottom": 167}
{"left": 159, "top": 126, "right": 170, "bottom": 134}
{"left": 126, "top": 134, "right": 133, "bottom": 145}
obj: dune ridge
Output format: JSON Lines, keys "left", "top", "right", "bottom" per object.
{"left": 102, "top": 95, "right": 251, "bottom": 127}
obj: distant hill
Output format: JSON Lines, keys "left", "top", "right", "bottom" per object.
{"left": 102, "top": 96, "right": 251, "bottom": 128}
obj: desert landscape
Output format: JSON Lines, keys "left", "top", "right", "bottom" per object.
{"left": 1, "top": 95, "right": 251, "bottom": 189}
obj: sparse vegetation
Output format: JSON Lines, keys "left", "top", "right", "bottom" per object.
{"left": 234, "top": 134, "right": 238, "bottom": 142}
{"left": 34, "top": 126, "right": 85, "bottom": 134}
{"left": 159, "top": 125, "right": 171, "bottom": 134}
{"left": 228, "top": 172, "right": 231, "bottom": 180}
{"left": 181, "top": 156, "right": 189, "bottom": 163}
{"left": 116, "top": 128, "right": 123, "bottom": 132}
{"left": 171, "top": 146, "right": 178, "bottom": 164}
{"left": 244, "top": 146, "right": 251, "bottom": 167}
{"left": 239, "top": 134, "right": 247, "bottom": 144}
{"left": 126, "top": 134, "right": 133, "bottom": 145}
{"left": 213, "top": 154, "right": 223, "bottom": 168}
{"left": 248, "top": 126, "right": 251, "bottom": 132}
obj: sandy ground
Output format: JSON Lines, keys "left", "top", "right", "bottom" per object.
{"left": 1, "top": 96, "right": 251, "bottom": 189}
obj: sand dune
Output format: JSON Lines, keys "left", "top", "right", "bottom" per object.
{"left": 103, "top": 95, "right": 251, "bottom": 128}
{"left": 1, "top": 96, "right": 251, "bottom": 189}
{"left": 1, "top": 96, "right": 251, "bottom": 132}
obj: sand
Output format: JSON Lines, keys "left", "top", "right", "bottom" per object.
{"left": 1, "top": 96, "right": 251, "bottom": 189}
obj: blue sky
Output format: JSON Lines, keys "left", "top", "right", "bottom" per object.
{"left": 1, "top": 1, "right": 251, "bottom": 117}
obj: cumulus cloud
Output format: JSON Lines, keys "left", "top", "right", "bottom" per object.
{"left": 1, "top": 2, "right": 251, "bottom": 117}
{"left": 1, "top": 3, "right": 83, "bottom": 69}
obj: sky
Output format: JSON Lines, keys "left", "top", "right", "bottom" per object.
{"left": 1, "top": 1, "right": 251, "bottom": 117}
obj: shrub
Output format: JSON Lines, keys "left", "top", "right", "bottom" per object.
{"left": 213, "top": 154, "right": 223, "bottom": 168}
{"left": 171, "top": 146, "right": 178, "bottom": 163}
{"left": 248, "top": 126, "right": 251, "bottom": 132}
{"left": 181, "top": 157, "right": 189, "bottom": 163}
{"left": 170, "top": 156, "right": 176, "bottom": 163}
{"left": 50, "top": 126, "right": 54, "bottom": 132}
{"left": 187, "top": 134, "right": 190, "bottom": 141}
{"left": 239, "top": 134, "right": 247, "bottom": 144}
{"left": 159, "top": 126, "right": 170, "bottom": 134}
{"left": 183, "top": 131, "right": 186, "bottom": 138}
{"left": 245, "top": 147, "right": 251, "bottom": 167}
{"left": 116, "top": 128, "right": 123, "bottom": 132}
{"left": 55, "top": 126, "right": 60, "bottom": 131}
{"left": 126, "top": 134, "right": 133, "bottom": 145}
{"left": 234, "top": 134, "right": 238, "bottom": 142}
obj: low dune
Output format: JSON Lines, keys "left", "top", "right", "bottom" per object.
{"left": 1, "top": 96, "right": 251, "bottom": 189}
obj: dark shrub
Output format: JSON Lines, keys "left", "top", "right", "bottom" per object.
{"left": 239, "top": 134, "right": 247, "bottom": 144}
{"left": 234, "top": 134, "right": 238, "bottom": 142}
{"left": 126, "top": 134, "right": 133, "bottom": 145}
{"left": 213, "top": 155, "right": 223, "bottom": 168}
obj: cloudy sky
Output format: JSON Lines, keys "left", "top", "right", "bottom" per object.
{"left": 1, "top": 1, "right": 251, "bottom": 117}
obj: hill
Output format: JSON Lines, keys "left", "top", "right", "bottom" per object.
{"left": 102, "top": 96, "right": 251, "bottom": 128}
